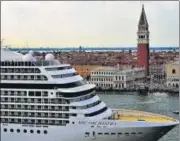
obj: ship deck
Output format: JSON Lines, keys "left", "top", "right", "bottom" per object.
{"left": 112, "top": 109, "right": 178, "bottom": 123}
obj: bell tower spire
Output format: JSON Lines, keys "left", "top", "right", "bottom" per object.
{"left": 137, "top": 5, "right": 150, "bottom": 76}
{"left": 138, "top": 4, "right": 148, "bottom": 27}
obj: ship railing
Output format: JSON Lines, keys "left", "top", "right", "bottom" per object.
{"left": 112, "top": 109, "right": 177, "bottom": 122}
{"left": 34, "top": 59, "right": 60, "bottom": 66}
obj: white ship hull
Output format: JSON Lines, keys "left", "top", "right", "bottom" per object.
{"left": 1, "top": 120, "right": 176, "bottom": 141}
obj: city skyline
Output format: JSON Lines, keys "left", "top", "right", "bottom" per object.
{"left": 1, "top": 1, "right": 179, "bottom": 47}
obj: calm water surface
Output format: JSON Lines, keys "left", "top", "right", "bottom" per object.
{"left": 98, "top": 92, "right": 179, "bottom": 141}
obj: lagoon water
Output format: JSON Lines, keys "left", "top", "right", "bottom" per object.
{"left": 98, "top": 92, "right": 179, "bottom": 141}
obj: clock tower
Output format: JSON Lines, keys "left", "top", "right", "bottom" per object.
{"left": 137, "top": 5, "right": 150, "bottom": 76}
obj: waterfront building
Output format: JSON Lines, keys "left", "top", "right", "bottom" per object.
{"left": 137, "top": 5, "right": 150, "bottom": 76}
{"left": 166, "top": 61, "right": 179, "bottom": 88}
{"left": 149, "top": 64, "right": 166, "bottom": 83}
{"left": 73, "top": 65, "right": 100, "bottom": 78}
{"left": 90, "top": 67, "right": 145, "bottom": 90}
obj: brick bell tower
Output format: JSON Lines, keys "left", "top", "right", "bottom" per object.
{"left": 137, "top": 5, "right": 150, "bottom": 76}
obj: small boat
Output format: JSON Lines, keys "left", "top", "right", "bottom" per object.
{"left": 137, "top": 84, "right": 149, "bottom": 95}
{"left": 173, "top": 110, "right": 179, "bottom": 115}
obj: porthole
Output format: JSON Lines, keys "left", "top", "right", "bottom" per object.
{"left": 37, "top": 130, "right": 40, "bottom": 134}
{"left": 30, "top": 130, "right": 34, "bottom": 133}
{"left": 44, "top": 130, "right": 47, "bottom": 134}
{"left": 17, "top": 129, "right": 20, "bottom": 133}
{"left": 24, "top": 129, "right": 27, "bottom": 133}
{"left": 10, "top": 129, "right": 14, "bottom": 132}
{"left": 4, "top": 128, "right": 7, "bottom": 132}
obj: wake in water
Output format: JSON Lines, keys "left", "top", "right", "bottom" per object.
{"left": 152, "top": 92, "right": 168, "bottom": 97}
{"left": 113, "top": 100, "right": 159, "bottom": 107}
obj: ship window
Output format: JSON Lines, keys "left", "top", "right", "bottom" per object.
{"left": 24, "top": 129, "right": 27, "bottom": 133}
{"left": 30, "top": 130, "right": 34, "bottom": 133}
{"left": 111, "top": 133, "right": 116, "bottom": 135}
{"left": 105, "top": 133, "right": 109, "bottom": 135}
{"left": 66, "top": 121, "right": 69, "bottom": 124}
{"left": 52, "top": 72, "right": 78, "bottom": 79}
{"left": 1, "top": 80, "right": 87, "bottom": 89}
{"left": 125, "top": 133, "right": 129, "bottom": 135}
{"left": 4, "top": 128, "right": 7, "bottom": 132}
{"left": 85, "top": 132, "right": 90, "bottom": 137}
{"left": 10, "top": 129, "right": 14, "bottom": 132}
{"left": 98, "top": 133, "right": 103, "bottom": 135}
{"left": 131, "top": 132, "right": 136, "bottom": 135}
{"left": 44, "top": 130, "right": 48, "bottom": 134}
{"left": 138, "top": 132, "right": 142, "bottom": 134}
{"left": 17, "top": 129, "right": 20, "bottom": 133}
{"left": 29, "top": 91, "right": 34, "bottom": 96}
{"left": 37, "top": 130, "right": 40, "bottom": 134}
{"left": 35, "top": 92, "right": 41, "bottom": 97}
{"left": 45, "top": 66, "right": 72, "bottom": 71}
{"left": 71, "top": 114, "right": 77, "bottom": 116}
{"left": 85, "top": 107, "right": 108, "bottom": 117}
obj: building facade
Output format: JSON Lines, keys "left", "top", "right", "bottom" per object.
{"left": 166, "top": 61, "right": 179, "bottom": 88}
{"left": 137, "top": 5, "right": 150, "bottom": 76}
{"left": 90, "top": 67, "right": 145, "bottom": 90}
{"left": 149, "top": 64, "right": 166, "bottom": 83}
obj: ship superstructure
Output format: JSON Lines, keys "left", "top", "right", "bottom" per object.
{"left": 0, "top": 48, "right": 179, "bottom": 141}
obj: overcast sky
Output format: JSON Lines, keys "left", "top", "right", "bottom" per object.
{"left": 1, "top": 1, "right": 179, "bottom": 47}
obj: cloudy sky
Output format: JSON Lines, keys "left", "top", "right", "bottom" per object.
{"left": 1, "top": 1, "right": 179, "bottom": 47}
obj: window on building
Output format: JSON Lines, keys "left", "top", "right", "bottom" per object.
{"left": 176, "top": 84, "right": 179, "bottom": 88}
{"left": 122, "top": 83, "right": 124, "bottom": 88}
{"left": 172, "top": 69, "right": 176, "bottom": 74}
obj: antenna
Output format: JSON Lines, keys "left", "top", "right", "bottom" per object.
{"left": 25, "top": 41, "right": 29, "bottom": 53}
{"left": 140, "top": 1, "right": 144, "bottom": 9}
{"left": 26, "top": 41, "right": 29, "bottom": 48}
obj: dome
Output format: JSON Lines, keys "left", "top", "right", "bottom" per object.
{"left": 45, "top": 53, "right": 55, "bottom": 61}
{"left": 1, "top": 48, "right": 23, "bottom": 61}
{"left": 23, "top": 53, "right": 36, "bottom": 62}
{"left": 29, "top": 50, "right": 34, "bottom": 55}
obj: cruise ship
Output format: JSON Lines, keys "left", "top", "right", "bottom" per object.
{"left": 0, "top": 48, "right": 179, "bottom": 141}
